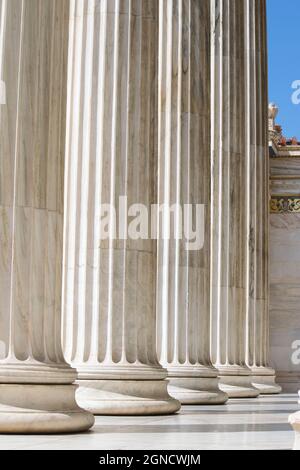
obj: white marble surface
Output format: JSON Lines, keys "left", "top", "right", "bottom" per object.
{"left": 0, "top": 394, "right": 298, "bottom": 450}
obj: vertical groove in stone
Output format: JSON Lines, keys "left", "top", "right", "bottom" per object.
{"left": 245, "top": 0, "right": 255, "bottom": 371}
{"left": 63, "top": 0, "right": 165, "bottom": 379}
{"left": 211, "top": 0, "right": 248, "bottom": 370}
{"left": 0, "top": 0, "right": 75, "bottom": 382}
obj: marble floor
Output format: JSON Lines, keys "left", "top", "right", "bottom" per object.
{"left": 0, "top": 394, "right": 298, "bottom": 450}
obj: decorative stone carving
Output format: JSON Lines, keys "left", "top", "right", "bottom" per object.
{"left": 270, "top": 197, "right": 300, "bottom": 213}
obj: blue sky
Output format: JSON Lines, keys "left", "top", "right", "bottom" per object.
{"left": 267, "top": 0, "right": 300, "bottom": 138}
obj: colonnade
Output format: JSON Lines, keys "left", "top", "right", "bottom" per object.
{"left": 0, "top": 0, "right": 297, "bottom": 445}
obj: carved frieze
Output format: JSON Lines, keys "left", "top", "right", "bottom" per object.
{"left": 270, "top": 196, "right": 300, "bottom": 213}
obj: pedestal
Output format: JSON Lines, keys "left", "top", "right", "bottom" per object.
{"left": 251, "top": 368, "right": 281, "bottom": 395}
{"left": 0, "top": 384, "right": 92, "bottom": 433}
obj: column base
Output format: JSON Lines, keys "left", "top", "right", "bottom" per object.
{"left": 274, "top": 373, "right": 300, "bottom": 393}
{"left": 218, "top": 375, "right": 260, "bottom": 398}
{"left": 251, "top": 374, "right": 282, "bottom": 394}
{"left": 289, "top": 411, "right": 300, "bottom": 450}
{"left": 75, "top": 379, "right": 181, "bottom": 415}
{"left": 0, "top": 384, "right": 94, "bottom": 433}
{"left": 168, "top": 377, "right": 228, "bottom": 404}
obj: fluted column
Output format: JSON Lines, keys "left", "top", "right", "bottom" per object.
{"left": 156, "top": 0, "right": 227, "bottom": 405}
{"left": 245, "top": 0, "right": 281, "bottom": 394}
{"left": 0, "top": 0, "right": 94, "bottom": 432}
{"left": 210, "top": 0, "right": 259, "bottom": 398}
{"left": 62, "top": 0, "right": 180, "bottom": 415}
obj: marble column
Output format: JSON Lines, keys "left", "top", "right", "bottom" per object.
{"left": 156, "top": 0, "right": 227, "bottom": 405}
{"left": 62, "top": 0, "right": 180, "bottom": 415}
{"left": 210, "top": 0, "right": 259, "bottom": 398}
{"left": 245, "top": 0, "right": 281, "bottom": 394}
{"left": 0, "top": 0, "right": 94, "bottom": 432}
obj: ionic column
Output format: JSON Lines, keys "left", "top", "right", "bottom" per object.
{"left": 156, "top": 0, "right": 227, "bottom": 405}
{"left": 245, "top": 0, "right": 281, "bottom": 394}
{"left": 210, "top": 0, "right": 259, "bottom": 398}
{"left": 62, "top": 0, "right": 180, "bottom": 415}
{"left": 0, "top": 0, "right": 94, "bottom": 432}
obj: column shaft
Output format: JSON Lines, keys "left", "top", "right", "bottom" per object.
{"left": 62, "top": 0, "right": 180, "bottom": 415}
{"left": 0, "top": 0, "right": 93, "bottom": 432}
{"left": 245, "top": 0, "right": 281, "bottom": 394}
{"left": 156, "top": 0, "right": 227, "bottom": 404}
{"left": 210, "top": 0, "right": 259, "bottom": 398}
